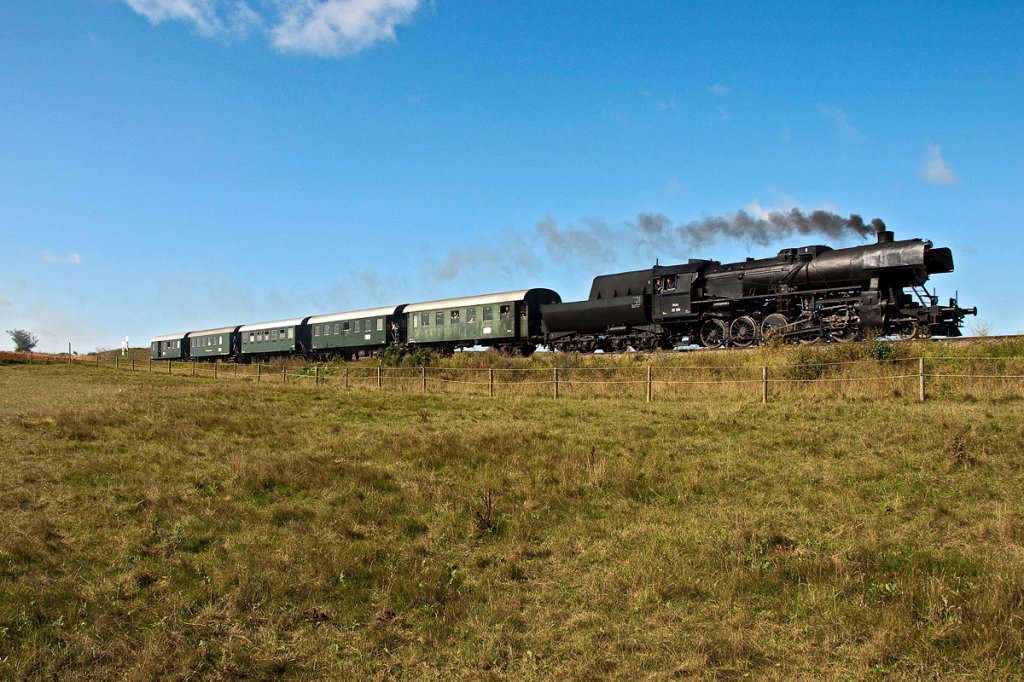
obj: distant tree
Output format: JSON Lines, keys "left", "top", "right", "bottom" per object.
{"left": 8, "top": 329, "right": 39, "bottom": 352}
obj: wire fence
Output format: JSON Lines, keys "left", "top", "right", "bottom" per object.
{"left": 6, "top": 350, "right": 1024, "bottom": 403}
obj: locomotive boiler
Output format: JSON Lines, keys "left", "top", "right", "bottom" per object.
{"left": 541, "top": 221, "right": 976, "bottom": 350}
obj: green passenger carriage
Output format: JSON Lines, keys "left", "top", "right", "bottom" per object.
{"left": 307, "top": 305, "right": 405, "bottom": 359}
{"left": 403, "top": 289, "right": 561, "bottom": 355}
{"left": 150, "top": 332, "right": 189, "bottom": 360}
{"left": 187, "top": 326, "right": 240, "bottom": 361}
{"left": 239, "top": 317, "right": 310, "bottom": 360}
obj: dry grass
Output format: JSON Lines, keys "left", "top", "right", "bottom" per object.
{"left": 1, "top": 357, "right": 1023, "bottom": 680}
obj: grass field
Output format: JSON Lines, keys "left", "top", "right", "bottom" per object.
{"left": 1, "top": 357, "right": 1023, "bottom": 679}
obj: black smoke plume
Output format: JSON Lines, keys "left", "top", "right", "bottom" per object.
{"left": 631, "top": 209, "right": 873, "bottom": 249}
{"left": 432, "top": 208, "right": 877, "bottom": 283}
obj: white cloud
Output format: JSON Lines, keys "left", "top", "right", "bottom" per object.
{"left": 124, "top": 0, "right": 222, "bottom": 36}
{"left": 122, "top": 0, "right": 420, "bottom": 56}
{"left": 273, "top": 0, "right": 420, "bottom": 56}
{"left": 708, "top": 83, "right": 728, "bottom": 96}
{"left": 40, "top": 251, "right": 82, "bottom": 264}
{"left": 819, "top": 105, "right": 862, "bottom": 139}
{"left": 922, "top": 145, "right": 960, "bottom": 185}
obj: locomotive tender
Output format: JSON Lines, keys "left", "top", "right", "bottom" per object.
{"left": 151, "top": 221, "right": 975, "bottom": 361}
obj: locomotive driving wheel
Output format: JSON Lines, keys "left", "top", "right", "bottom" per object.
{"left": 894, "top": 320, "right": 919, "bottom": 340}
{"left": 760, "top": 313, "right": 789, "bottom": 341}
{"left": 729, "top": 316, "right": 758, "bottom": 348}
{"left": 699, "top": 319, "right": 729, "bottom": 348}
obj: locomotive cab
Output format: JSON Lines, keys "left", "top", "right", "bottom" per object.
{"left": 651, "top": 263, "right": 706, "bottom": 321}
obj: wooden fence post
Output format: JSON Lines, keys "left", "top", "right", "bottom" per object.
{"left": 489, "top": 368, "right": 494, "bottom": 397}
{"left": 191, "top": 361, "right": 195, "bottom": 377}
{"left": 167, "top": 360, "right": 171, "bottom": 374}
{"left": 115, "top": 357, "right": 119, "bottom": 370}
{"left": 257, "top": 363, "right": 261, "bottom": 382}
{"left": 282, "top": 367, "right": 287, "bottom": 384}
{"left": 214, "top": 362, "right": 218, "bottom": 379}
{"left": 646, "top": 366, "right": 653, "bottom": 402}
{"left": 919, "top": 357, "right": 926, "bottom": 402}
{"left": 315, "top": 366, "right": 319, "bottom": 386}
{"left": 234, "top": 363, "right": 237, "bottom": 378}
{"left": 344, "top": 367, "right": 349, "bottom": 389}
{"left": 422, "top": 367, "right": 427, "bottom": 392}
{"left": 554, "top": 367, "right": 559, "bottom": 399}
{"left": 149, "top": 358, "right": 152, "bottom": 373}
{"left": 131, "top": 358, "right": 135, "bottom": 371}
{"left": 762, "top": 366, "right": 769, "bottom": 404}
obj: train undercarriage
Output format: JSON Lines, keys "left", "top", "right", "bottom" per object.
{"left": 546, "top": 286, "right": 975, "bottom": 351}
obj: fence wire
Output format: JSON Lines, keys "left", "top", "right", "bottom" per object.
{"left": 7, "top": 351, "right": 1024, "bottom": 403}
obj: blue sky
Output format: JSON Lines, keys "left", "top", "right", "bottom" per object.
{"left": 1, "top": 1, "right": 1021, "bottom": 351}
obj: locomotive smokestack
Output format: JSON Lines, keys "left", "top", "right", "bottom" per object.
{"left": 873, "top": 218, "right": 894, "bottom": 244}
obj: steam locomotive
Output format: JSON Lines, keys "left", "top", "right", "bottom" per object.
{"left": 542, "top": 220, "right": 976, "bottom": 350}
{"left": 151, "top": 221, "right": 975, "bottom": 361}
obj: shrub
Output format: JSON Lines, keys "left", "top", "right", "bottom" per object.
{"left": 8, "top": 329, "right": 38, "bottom": 352}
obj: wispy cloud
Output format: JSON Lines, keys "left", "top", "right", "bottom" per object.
{"left": 40, "top": 251, "right": 82, "bottom": 264}
{"left": 665, "top": 178, "right": 689, "bottom": 194}
{"left": 640, "top": 90, "right": 677, "bottom": 112}
{"left": 273, "top": 0, "right": 419, "bottom": 56}
{"left": 122, "top": 0, "right": 421, "bottom": 56}
{"left": 708, "top": 83, "right": 728, "bottom": 96}
{"left": 819, "top": 105, "right": 862, "bottom": 139}
{"left": 922, "top": 145, "right": 960, "bottom": 185}
{"left": 125, "top": 0, "right": 224, "bottom": 36}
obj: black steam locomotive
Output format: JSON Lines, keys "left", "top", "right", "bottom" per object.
{"left": 541, "top": 221, "right": 976, "bottom": 350}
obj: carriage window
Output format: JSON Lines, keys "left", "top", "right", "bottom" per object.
{"left": 249, "top": 333, "right": 255, "bottom": 343}
{"left": 413, "top": 315, "right": 419, "bottom": 328}
{"left": 436, "top": 312, "right": 445, "bottom": 326}
{"left": 288, "top": 328, "right": 294, "bottom": 339}
{"left": 450, "top": 310, "right": 460, "bottom": 324}
{"left": 421, "top": 312, "right": 430, "bottom": 327}
{"left": 500, "top": 305, "right": 511, "bottom": 319}
{"left": 467, "top": 308, "right": 476, "bottom": 323}
{"left": 219, "top": 336, "right": 223, "bottom": 345}
{"left": 343, "top": 321, "right": 350, "bottom": 333}
{"left": 271, "top": 330, "right": 279, "bottom": 341}
{"left": 483, "top": 307, "right": 493, "bottom": 321}
{"left": 377, "top": 318, "right": 384, "bottom": 332}
{"left": 280, "top": 329, "right": 286, "bottom": 339}
{"left": 333, "top": 324, "right": 339, "bottom": 335}
{"left": 354, "top": 320, "right": 361, "bottom": 333}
